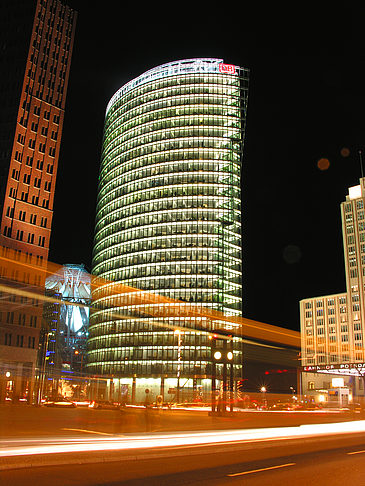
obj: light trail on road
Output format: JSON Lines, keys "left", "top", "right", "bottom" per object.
{"left": 1, "top": 420, "right": 365, "bottom": 458}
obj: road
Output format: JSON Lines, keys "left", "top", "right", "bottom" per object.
{"left": 1, "top": 431, "right": 365, "bottom": 485}
{"left": 1, "top": 405, "right": 365, "bottom": 485}
{"left": 1, "top": 404, "right": 363, "bottom": 436}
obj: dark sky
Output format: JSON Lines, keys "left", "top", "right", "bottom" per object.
{"left": 49, "top": 3, "right": 365, "bottom": 332}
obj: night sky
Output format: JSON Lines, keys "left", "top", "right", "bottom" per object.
{"left": 48, "top": 3, "right": 365, "bottom": 332}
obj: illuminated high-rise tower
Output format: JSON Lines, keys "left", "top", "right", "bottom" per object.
{"left": 88, "top": 59, "right": 249, "bottom": 401}
{"left": 0, "top": 0, "right": 76, "bottom": 403}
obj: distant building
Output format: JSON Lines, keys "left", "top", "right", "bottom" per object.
{"left": 0, "top": 0, "right": 76, "bottom": 403}
{"left": 300, "top": 178, "right": 365, "bottom": 406}
{"left": 42, "top": 264, "right": 91, "bottom": 397}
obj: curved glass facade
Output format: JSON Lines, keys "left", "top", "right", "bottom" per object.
{"left": 88, "top": 59, "right": 249, "bottom": 386}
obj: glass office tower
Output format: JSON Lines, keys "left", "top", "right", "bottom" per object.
{"left": 88, "top": 59, "right": 249, "bottom": 400}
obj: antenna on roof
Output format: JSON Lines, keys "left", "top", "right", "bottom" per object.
{"left": 359, "top": 150, "right": 364, "bottom": 179}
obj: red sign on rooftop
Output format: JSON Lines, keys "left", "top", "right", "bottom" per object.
{"left": 219, "top": 63, "right": 236, "bottom": 74}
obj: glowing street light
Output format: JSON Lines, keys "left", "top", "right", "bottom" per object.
{"left": 214, "top": 351, "right": 222, "bottom": 360}
{"left": 260, "top": 386, "right": 267, "bottom": 409}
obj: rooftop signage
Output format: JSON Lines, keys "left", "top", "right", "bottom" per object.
{"left": 219, "top": 63, "right": 236, "bottom": 74}
{"left": 106, "top": 58, "right": 241, "bottom": 116}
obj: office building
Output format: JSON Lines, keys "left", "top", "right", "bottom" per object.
{"left": 0, "top": 0, "right": 76, "bottom": 402}
{"left": 300, "top": 178, "right": 365, "bottom": 405}
{"left": 88, "top": 59, "right": 249, "bottom": 402}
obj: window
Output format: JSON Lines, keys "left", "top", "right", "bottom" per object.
{"left": 4, "top": 333, "right": 12, "bottom": 346}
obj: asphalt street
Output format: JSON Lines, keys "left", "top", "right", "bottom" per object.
{"left": 1, "top": 404, "right": 363, "bottom": 437}
{"left": 1, "top": 432, "right": 365, "bottom": 485}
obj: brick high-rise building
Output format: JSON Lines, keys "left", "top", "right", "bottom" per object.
{"left": 0, "top": 0, "right": 77, "bottom": 402}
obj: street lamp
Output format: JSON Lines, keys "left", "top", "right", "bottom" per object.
{"left": 174, "top": 330, "right": 183, "bottom": 404}
{"left": 214, "top": 351, "right": 222, "bottom": 360}
{"left": 211, "top": 338, "right": 234, "bottom": 413}
{"left": 260, "top": 386, "right": 267, "bottom": 409}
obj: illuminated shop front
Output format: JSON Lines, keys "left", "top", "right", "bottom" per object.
{"left": 88, "top": 59, "right": 249, "bottom": 400}
{"left": 301, "top": 363, "right": 365, "bottom": 407}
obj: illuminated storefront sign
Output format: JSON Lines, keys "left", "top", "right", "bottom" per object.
{"left": 303, "top": 363, "right": 365, "bottom": 372}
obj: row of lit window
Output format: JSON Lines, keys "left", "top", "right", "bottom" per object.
{"left": 97, "top": 148, "right": 239, "bottom": 204}
{"left": 105, "top": 103, "right": 241, "bottom": 143}
{"left": 96, "top": 194, "right": 240, "bottom": 232}
{"left": 104, "top": 117, "right": 242, "bottom": 159}
{"left": 100, "top": 152, "right": 241, "bottom": 189}
{"left": 103, "top": 134, "right": 241, "bottom": 169}
{"left": 93, "top": 252, "right": 241, "bottom": 282}
{"left": 86, "top": 361, "right": 243, "bottom": 377}
{"left": 103, "top": 124, "right": 241, "bottom": 156}
{"left": 106, "top": 95, "right": 241, "bottom": 141}
{"left": 107, "top": 83, "right": 242, "bottom": 120}
{"left": 106, "top": 75, "right": 244, "bottom": 119}
{"left": 94, "top": 259, "right": 240, "bottom": 278}
{"left": 97, "top": 177, "right": 239, "bottom": 218}
{"left": 94, "top": 219, "right": 241, "bottom": 250}
{"left": 99, "top": 175, "right": 240, "bottom": 213}
{"left": 95, "top": 209, "right": 239, "bottom": 244}
{"left": 93, "top": 231, "right": 241, "bottom": 261}
{"left": 94, "top": 251, "right": 241, "bottom": 274}
{"left": 97, "top": 194, "right": 239, "bottom": 226}
{"left": 100, "top": 120, "right": 239, "bottom": 177}
{"left": 100, "top": 147, "right": 241, "bottom": 192}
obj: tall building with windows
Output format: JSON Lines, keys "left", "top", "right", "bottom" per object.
{"left": 88, "top": 59, "right": 249, "bottom": 401}
{"left": 300, "top": 178, "right": 365, "bottom": 404}
{"left": 0, "top": 0, "right": 76, "bottom": 403}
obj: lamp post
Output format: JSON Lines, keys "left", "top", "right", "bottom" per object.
{"left": 174, "top": 330, "right": 183, "bottom": 404}
{"left": 38, "top": 331, "right": 51, "bottom": 404}
{"left": 260, "top": 386, "right": 267, "bottom": 409}
{"left": 211, "top": 332, "right": 234, "bottom": 414}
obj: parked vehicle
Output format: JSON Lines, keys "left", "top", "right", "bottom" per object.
{"left": 43, "top": 399, "right": 76, "bottom": 408}
{"left": 88, "top": 400, "right": 121, "bottom": 410}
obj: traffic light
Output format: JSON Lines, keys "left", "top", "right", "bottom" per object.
{"left": 237, "top": 379, "right": 245, "bottom": 392}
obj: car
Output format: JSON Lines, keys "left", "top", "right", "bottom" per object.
{"left": 269, "top": 402, "right": 294, "bottom": 411}
{"left": 88, "top": 400, "right": 121, "bottom": 410}
{"left": 43, "top": 399, "right": 76, "bottom": 408}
